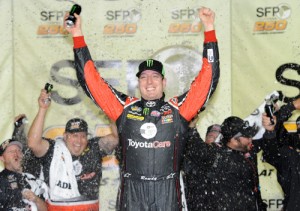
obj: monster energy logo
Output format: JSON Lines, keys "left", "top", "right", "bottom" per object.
{"left": 161, "top": 68, "right": 165, "bottom": 76}
{"left": 146, "top": 59, "right": 154, "bottom": 67}
{"left": 143, "top": 108, "right": 150, "bottom": 116}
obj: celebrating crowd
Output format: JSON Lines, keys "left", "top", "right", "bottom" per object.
{"left": 0, "top": 5, "right": 299, "bottom": 211}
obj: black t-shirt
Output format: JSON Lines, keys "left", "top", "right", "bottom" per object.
{"left": 0, "top": 169, "right": 32, "bottom": 210}
{"left": 40, "top": 137, "right": 105, "bottom": 200}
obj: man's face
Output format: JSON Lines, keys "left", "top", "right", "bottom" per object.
{"left": 64, "top": 132, "right": 88, "bottom": 156}
{"left": 0, "top": 145, "right": 23, "bottom": 173}
{"left": 234, "top": 136, "right": 253, "bottom": 152}
{"left": 205, "top": 131, "right": 220, "bottom": 144}
{"left": 138, "top": 70, "right": 166, "bottom": 101}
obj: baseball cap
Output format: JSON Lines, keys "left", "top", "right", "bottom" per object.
{"left": 136, "top": 59, "right": 165, "bottom": 78}
{"left": 221, "top": 116, "right": 258, "bottom": 141}
{"left": 206, "top": 124, "right": 221, "bottom": 136}
{"left": 0, "top": 139, "right": 23, "bottom": 156}
{"left": 65, "top": 118, "right": 88, "bottom": 133}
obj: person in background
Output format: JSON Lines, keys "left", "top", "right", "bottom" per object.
{"left": 183, "top": 118, "right": 217, "bottom": 211}
{"left": 205, "top": 124, "right": 222, "bottom": 144}
{"left": 27, "top": 89, "right": 119, "bottom": 210}
{"left": 0, "top": 139, "right": 48, "bottom": 210}
{"left": 185, "top": 116, "right": 267, "bottom": 210}
{"left": 13, "top": 114, "right": 42, "bottom": 178}
{"left": 183, "top": 116, "right": 222, "bottom": 211}
{"left": 187, "top": 115, "right": 221, "bottom": 144}
{"left": 262, "top": 97, "right": 300, "bottom": 211}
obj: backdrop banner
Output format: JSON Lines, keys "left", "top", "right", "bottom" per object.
{"left": 2, "top": 0, "right": 300, "bottom": 210}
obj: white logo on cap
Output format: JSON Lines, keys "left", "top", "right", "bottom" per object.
{"left": 243, "top": 121, "right": 250, "bottom": 129}
{"left": 70, "top": 122, "right": 81, "bottom": 130}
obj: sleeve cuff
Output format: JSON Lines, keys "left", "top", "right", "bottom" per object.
{"left": 73, "top": 36, "right": 86, "bottom": 49}
{"left": 204, "top": 30, "right": 217, "bottom": 43}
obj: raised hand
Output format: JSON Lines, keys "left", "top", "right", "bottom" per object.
{"left": 199, "top": 7, "right": 215, "bottom": 32}
{"left": 63, "top": 12, "right": 83, "bottom": 37}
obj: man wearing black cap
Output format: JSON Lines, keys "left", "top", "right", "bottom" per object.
{"left": 262, "top": 97, "right": 300, "bottom": 211}
{"left": 64, "top": 6, "right": 219, "bottom": 211}
{"left": 185, "top": 116, "right": 268, "bottom": 210}
{"left": 66, "top": 4, "right": 219, "bottom": 211}
{"left": 27, "top": 89, "right": 119, "bottom": 210}
{"left": 0, "top": 139, "right": 48, "bottom": 210}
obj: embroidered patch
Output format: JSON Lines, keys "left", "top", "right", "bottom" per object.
{"left": 140, "top": 123, "right": 157, "bottom": 139}
{"left": 73, "top": 160, "right": 83, "bottom": 176}
{"left": 127, "top": 114, "right": 144, "bottom": 121}
{"left": 131, "top": 106, "right": 142, "bottom": 112}
{"left": 162, "top": 109, "right": 172, "bottom": 116}
{"left": 162, "top": 115, "right": 173, "bottom": 124}
{"left": 146, "top": 101, "right": 156, "bottom": 107}
{"left": 207, "top": 49, "right": 214, "bottom": 63}
{"left": 143, "top": 108, "right": 150, "bottom": 116}
{"left": 151, "top": 110, "right": 161, "bottom": 117}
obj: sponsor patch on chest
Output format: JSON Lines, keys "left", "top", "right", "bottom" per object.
{"left": 151, "top": 110, "right": 160, "bottom": 117}
{"left": 130, "top": 106, "right": 142, "bottom": 112}
{"left": 127, "top": 113, "right": 145, "bottom": 121}
{"left": 140, "top": 123, "right": 157, "bottom": 139}
{"left": 161, "top": 114, "right": 174, "bottom": 124}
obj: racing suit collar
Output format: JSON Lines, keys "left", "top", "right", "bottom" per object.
{"left": 141, "top": 93, "right": 165, "bottom": 108}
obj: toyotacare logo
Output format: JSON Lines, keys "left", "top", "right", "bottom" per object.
{"left": 128, "top": 139, "right": 171, "bottom": 149}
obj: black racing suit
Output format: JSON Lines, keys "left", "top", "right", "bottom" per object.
{"left": 73, "top": 30, "right": 219, "bottom": 210}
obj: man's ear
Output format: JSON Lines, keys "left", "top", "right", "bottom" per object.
{"left": 163, "top": 78, "right": 167, "bottom": 89}
{"left": 234, "top": 137, "right": 241, "bottom": 142}
{"left": 0, "top": 155, "right": 4, "bottom": 162}
{"left": 63, "top": 133, "right": 67, "bottom": 140}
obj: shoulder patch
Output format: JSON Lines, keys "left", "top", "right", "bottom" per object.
{"left": 169, "top": 97, "right": 179, "bottom": 108}
{"left": 124, "top": 97, "right": 140, "bottom": 108}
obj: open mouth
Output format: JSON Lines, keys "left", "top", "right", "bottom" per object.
{"left": 146, "top": 87, "right": 155, "bottom": 91}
